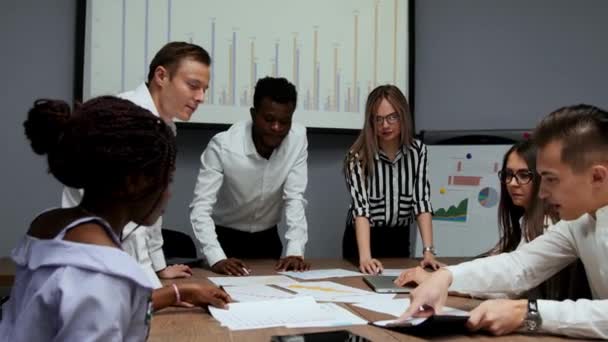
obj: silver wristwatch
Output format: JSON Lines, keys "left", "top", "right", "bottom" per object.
{"left": 523, "top": 299, "right": 542, "bottom": 332}
{"left": 422, "top": 245, "right": 436, "bottom": 255}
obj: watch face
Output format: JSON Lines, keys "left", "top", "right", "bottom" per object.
{"left": 525, "top": 300, "right": 541, "bottom": 331}
{"left": 525, "top": 319, "right": 538, "bottom": 331}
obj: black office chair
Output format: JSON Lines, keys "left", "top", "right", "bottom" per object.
{"left": 161, "top": 229, "right": 200, "bottom": 267}
{"left": 1, "top": 286, "right": 11, "bottom": 321}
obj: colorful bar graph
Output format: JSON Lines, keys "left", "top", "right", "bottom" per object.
{"left": 448, "top": 176, "right": 482, "bottom": 187}
{"left": 144, "top": 0, "right": 150, "bottom": 77}
{"left": 167, "top": 0, "right": 172, "bottom": 41}
{"left": 373, "top": 0, "right": 379, "bottom": 87}
{"left": 109, "top": 0, "right": 407, "bottom": 116}
{"left": 231, "top": 31, "right": 236, "bottom": 106}
{"left": 209, "top": 19, "right": 216, "bottom": 104}
{"left": 121, "top": 0, "right": 126, "bottom": 92}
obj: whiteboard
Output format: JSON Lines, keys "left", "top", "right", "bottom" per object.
{"left": 413, "top": 145, "right": 511, "bottom": 257}
{"left": 83, "top": 0, "right": 410, "bottom": 129}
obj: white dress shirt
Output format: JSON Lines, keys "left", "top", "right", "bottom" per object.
{"left": 189, "top": 119, "right": 309, "bottom": 267}
{"left": 0, "top": 216, "right": 153, "bottom": 342}
{"left": 61, "top": 83, "right": 170, "bottom": 288}
{"left": 447, "top": 205, "right": 608, "bottom": 339}
{"left": 450, "top": 216, "right": 554, "bottom": 299}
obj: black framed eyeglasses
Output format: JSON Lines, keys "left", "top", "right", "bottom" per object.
{"left": 373, "top": 113, "right": 400, "bottom": 125}
{"left": 498, "top": 170, "right": 535, "bottom": 185}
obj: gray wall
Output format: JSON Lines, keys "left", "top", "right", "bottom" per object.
{"left": 0, "top": 1, "right": 76, "bottom": 255}
{"left": 415, "top": 0, "right": 608, "bottom": 131}
{"left": 1, "top": 0, "right": 607, "bottom": 259}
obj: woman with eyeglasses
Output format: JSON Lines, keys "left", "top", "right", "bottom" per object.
{"left": 493, "top": 140, "right": 553, "bottom": 254}
{"left": 396, "top": 140, "right": 591, "bottom": 300}
{"left": 343, "top": 85, "right": 442, "bottom": 275}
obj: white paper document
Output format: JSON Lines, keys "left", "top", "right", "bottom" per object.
{"left": 277, "top": 281, "right": 377, "bottom": 302}
{"left": 279, "top": 268, "right": 362, "bottom": 280}
{"left": 355, "top": 298, "right": 469, "bottom": 320}
{"left": 379, "top": 269, "right": 405, "bottom": 277}
{"left": 209, "top": 296, "right": 332, "bottom": 330}
{"left": 224, "top": 285, "right": 299, "bottom": 302}
{"left": 343, "top": 293, "right": 396, "bottom": 303}
{"left": 208, "top": 275, "right": 296, "bottom": 287}
{"left": 286, "top": 303, "right": 368, "bottom": 328}
{"left": 354, "top": 298, "right": 412, "bottom": 317}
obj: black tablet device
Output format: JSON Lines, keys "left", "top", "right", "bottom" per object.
{"left": 270, "top": 330, "right": 371, "bottom": 342}
{"left": 371, "top": 314, "right": 470, "bottom": 336}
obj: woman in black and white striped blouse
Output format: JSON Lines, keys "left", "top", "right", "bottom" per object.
{"left": 343, "top": 85, "right": 442, "bottom": 274}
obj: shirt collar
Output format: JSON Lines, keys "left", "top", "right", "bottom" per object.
{"left": 131, "top": 83, "right": 177, "bottom": 135}
{"left": 242, "top": 120, "right": 288, "bottom": 159}
{"left": 376, "top": 146, "right": 407, "bottom": 163}
{"left": 595, "top": 204, "right": 608, "bottom": 223}
{"left": 243, "top": 120, "right": 259, "bottom": 157}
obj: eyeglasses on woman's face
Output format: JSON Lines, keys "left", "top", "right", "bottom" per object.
{"left": 498, "top": 169, "right": 535, "bottom": 185}
{"left": 373, "top": 113, "right": 400, "bottom": 125}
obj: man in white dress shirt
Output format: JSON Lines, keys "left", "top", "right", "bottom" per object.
{"left": 190, "top": 77, "right": 310, "bottom": 275}
{"left": 400, "top": 104, "right": 608, "bottom": 339}
{"left": 62, "top": 42, "right": 211, "bottom": 287}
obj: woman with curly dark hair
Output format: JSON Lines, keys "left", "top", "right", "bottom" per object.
{"left": 0, "top": 96, "right": 229, "bottom": 341}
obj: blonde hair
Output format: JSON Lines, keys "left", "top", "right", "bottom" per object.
{"left": 344, "top": 85, "right": 413, "bottom": 177}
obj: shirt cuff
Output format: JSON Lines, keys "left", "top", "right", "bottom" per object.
{"left": 149, "top": 249, "right": 167, "bottom": 272}
{"left": 445, "top": 265, "right": 468, "bottom": 290}
{"left": 205, "top": 249, "right": 228, "bottom": 268}
{"left": 284, "top": 240, "right": 305, "bottom": 258}
{"left": 414, "top": 201, "right": 433, "bottom": 216}
{"left": 352, "top": 207, "right": 369, "bottom": 219}
{"left": 536, "top": 299, "right": 562, "bottom": 334}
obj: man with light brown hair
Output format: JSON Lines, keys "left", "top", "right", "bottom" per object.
{"left": 62, "top": 42, "right": 211, "bottom": 288}
{"left": 399, "top": 104, "right": 608, "bottom": 339}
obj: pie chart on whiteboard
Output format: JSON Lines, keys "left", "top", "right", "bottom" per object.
{"left": 478, "top": 187, "right": 499, "bottom": 208}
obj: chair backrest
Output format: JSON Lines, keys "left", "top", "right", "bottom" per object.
{"left": 161, "top": 229, "right": 197, "bottom": 259}
{"left": 0, "top": 288, "right": 11, "bottom": 321}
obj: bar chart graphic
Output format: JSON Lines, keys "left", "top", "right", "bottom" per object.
{"left": 85, "top": 0, "right": 410, "bottom": 128}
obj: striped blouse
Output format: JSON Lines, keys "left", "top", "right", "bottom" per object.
{"left": 345, "top": 139, "right": 433, "bottom": 228}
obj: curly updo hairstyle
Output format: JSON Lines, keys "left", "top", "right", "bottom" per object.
{"left": 23, "top": 96, "right": 176, "bottom": 201}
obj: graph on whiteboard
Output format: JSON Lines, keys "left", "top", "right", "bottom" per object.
{"left": 429, "top": 147, "right": 507, "bottom": 226}
{"left": 85, "top": 0, "right": 410, "bottom": 128}
{"left": 416, "top": 145, "right": 511, "bottom": 256}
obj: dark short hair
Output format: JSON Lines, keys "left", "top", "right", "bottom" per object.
{"left": 533, "top": 104, "right": 608, "bottom": 172}
{"left": 253, "top": 77, "right": 297, "bottom": 109}
{"left": 147, "top": 41, "right": 211, "bottom": 83}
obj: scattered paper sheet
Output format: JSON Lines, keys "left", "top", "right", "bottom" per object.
{"left": 379, "top": 269, "right": 405, "bottom": 277}
{"left": 286, "top": 303, "right": 368, "bottom": 328}
{"left": 313, "top": 293, "right": 397, "bottom": 303}
{"left": 279, "top": 268, "right": 362, "bottom": 280}
{"left": 209, "top": 296, "right": 332, "bottom": 331}
{"left": 224, "top": 285, "right": 299, "bottom": 302}
{"left": 208, "top": 275, "right": 296, "bottom": 287}
{"left": 354, "top": 298, "right": 412, "bottom": 317}
{"left": 342, "top": 293, "right": 396, "bottom": 303}
{"left": 355, "top": 298, "right": 469, "bottom": 318}
{"left": 278, "top": 281, "right": 376, "bottom": 302}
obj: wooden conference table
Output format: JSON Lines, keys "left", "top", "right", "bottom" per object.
{"left": 150, "top": 258, "right": 572, "bottom": 342}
